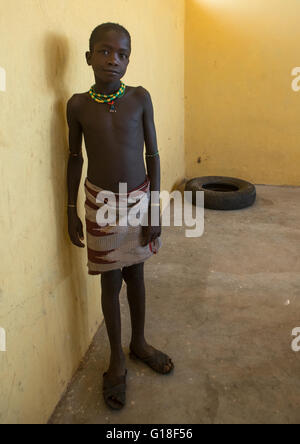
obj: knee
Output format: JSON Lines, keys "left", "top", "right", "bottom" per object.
{"left": 101, "top": 269, "right": 123, "bottom": 294}
{"left": 122, "top": 262, "right": 144, "bottom": 284}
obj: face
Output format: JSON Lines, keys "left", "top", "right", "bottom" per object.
{"left": 86, "top": 30, "right": 131, "bottom": 82}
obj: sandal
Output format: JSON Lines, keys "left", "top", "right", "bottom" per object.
{"left": 129, "top": 346, "right": 174, "bottom": 374}
{"left": 102, "top": 369, "right": 128, "bottom": 410}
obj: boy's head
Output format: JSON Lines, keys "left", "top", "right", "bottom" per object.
{"left": 86, "top": 23, "right": 131, "bottom": 82}
{"left": 89, "top": 23, "right": 131, "bottom": 53}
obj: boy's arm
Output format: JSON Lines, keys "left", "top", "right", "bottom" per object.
{"left": 66, "top": 95, "right": 84, "bottom": 211}
{"left": 140, "top": 87, "right": 161, "bottom": 245}
{"left": 140, "top": 87, "right": 160, "bottom": 206}
{"left": 66, "top": 95, "right": 85, "bottom": 248}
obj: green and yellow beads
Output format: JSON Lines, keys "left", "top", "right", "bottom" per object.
{"left": 88, "top": 82, "right": 126, "bottom": 112}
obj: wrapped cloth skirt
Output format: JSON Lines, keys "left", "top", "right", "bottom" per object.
{"left": 84, "top": 175, "right": 162, "bottom": 275}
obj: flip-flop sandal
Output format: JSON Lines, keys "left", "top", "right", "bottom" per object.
{"left": 102, "top": 369, "right": 128, "bottom": 410}
{"left": 129, "top": 347, "right": 174, "bottom": 374}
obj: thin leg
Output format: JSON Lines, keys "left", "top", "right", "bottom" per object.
{"left": 101, "top": 269, "right": 126, "bottom": 377}
{"left": 122, "top": 262, "right": 147, "bottom": 347}
{"left": 122, "top": 262, "right": 174, "bottom": 373}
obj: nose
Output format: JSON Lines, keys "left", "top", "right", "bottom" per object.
{"left": 108, "top": 53, "right": 119, "bottom": 66}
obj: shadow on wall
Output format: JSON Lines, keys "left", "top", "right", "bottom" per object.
{"left": 43, "top": 32, "right": 90, "bottom": 352}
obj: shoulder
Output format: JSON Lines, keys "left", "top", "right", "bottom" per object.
{"left": 67, "top": 93, "right": 86, "bottom": 109}
{"left": 66, "top": 94, "right": 86, "bottom": 126}
{"left": 122, "top": 85, "right": 149, "bottom": 98}
{"left": 134, "top": 86, "right": 153, "bottom": 111}
{"left": 66, "top": 93, "right": 88, "bottom": 120}
{"left": 135, "top": 86, "right": 151, "bottom": 100}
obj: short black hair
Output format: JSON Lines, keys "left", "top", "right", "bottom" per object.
{"left": 89, "top": 22, "right": 131, "bottom": 53}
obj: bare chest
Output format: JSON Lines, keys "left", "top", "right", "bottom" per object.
{"left": 78, "top": 89, "right": 143, "bottom": 140}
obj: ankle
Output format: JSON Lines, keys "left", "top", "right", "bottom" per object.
{"left": 110, "top": 349, "right": 125, "bottom": 360}
{"left": 130, "top": 338, "right": 147, "bottom": 349}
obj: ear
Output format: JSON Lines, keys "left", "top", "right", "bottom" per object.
{"left": 86, "top": 51, "right": 91, "bottom": 65}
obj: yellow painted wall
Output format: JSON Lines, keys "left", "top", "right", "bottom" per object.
{"left": 185, "top": 0, "right": 300, "bottom": 185}
{"left": 0, "top": 0, "right": 185, "bottom": 424}
{"left": 5, "top": 0, "right": 299, "bottom": 425}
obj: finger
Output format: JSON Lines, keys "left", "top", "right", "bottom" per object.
{"left": 142, "top": 229, "right": 150, "bottom": 244}
{"left": 71, "top": 235, "right": 85, "bottom": 248}
{"left": 142, "top": 236, "right": 151, "bottom": 247}
{"left": 78, "top": 221, "right": 84, "bottom": 239}
{"left": 150, "top": 230, "right": 158, "bottom": 241}
{"left": 79, "top": 226, "right": 84, "bottom": 239}
{"left": 72, "top": 239, "right": 85, "bottom": 248}
{"left": 76, "top": 233, "right": 85, "bottom": 247}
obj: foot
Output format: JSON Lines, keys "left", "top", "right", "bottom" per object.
{"left": 103, "top": 353, "right": 127, "bottom": 410}
{"left": 129, "top": 341, "right": 174, "bottom": 374}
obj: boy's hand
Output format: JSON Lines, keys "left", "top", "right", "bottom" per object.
{"left": 142, "top": 207, "right": 162, "bottom": 247}
{"left": 67, "top": 208, "right": 85, "bottom": 248}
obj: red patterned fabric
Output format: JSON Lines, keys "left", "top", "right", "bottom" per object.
{"left": 84, "top": 176, "right": 162, "bottom": 275}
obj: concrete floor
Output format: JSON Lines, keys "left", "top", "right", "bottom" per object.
{"left": 49, "top": 184, "right": 300, "bottom": 424}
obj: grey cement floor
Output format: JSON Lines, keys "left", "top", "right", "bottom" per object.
{"left": 49, "top": 185, "right": 300, "bottom": 424}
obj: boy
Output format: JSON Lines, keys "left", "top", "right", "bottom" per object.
{"left": 66, "top": 23, "right": 174, "bottom": 410}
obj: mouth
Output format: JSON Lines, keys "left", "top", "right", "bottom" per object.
{"left": 104, "top": 69, "right": 120, "bottom": 75}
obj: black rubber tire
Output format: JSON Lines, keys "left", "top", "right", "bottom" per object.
{"left": 185, "top": 176, "right": 256, "bottom": 210}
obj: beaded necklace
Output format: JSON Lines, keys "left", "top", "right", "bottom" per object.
{"left": 88, "top": 81, "right": 126, "bottom": 112}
